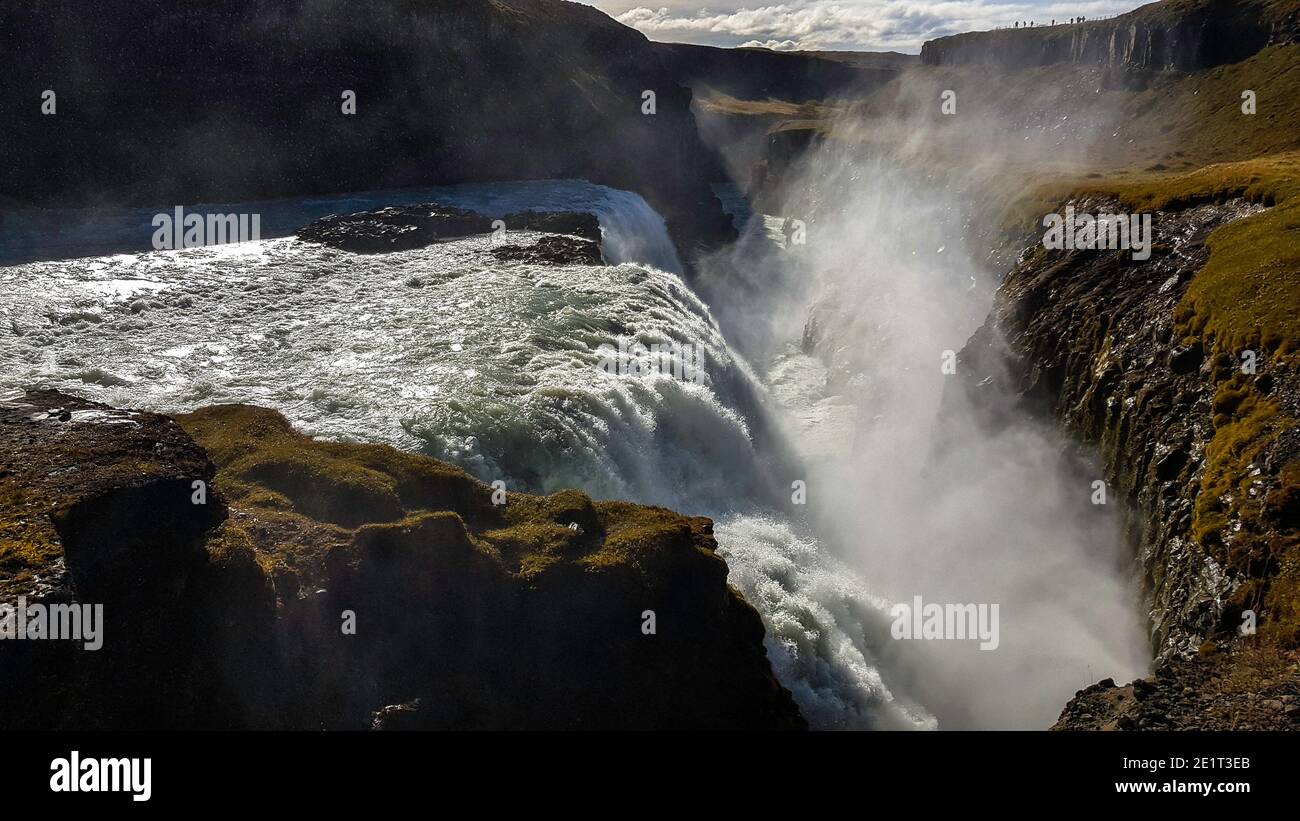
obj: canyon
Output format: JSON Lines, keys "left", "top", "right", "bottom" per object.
{"left": 2, "top": 0, "right": 1299, "bottom": 730}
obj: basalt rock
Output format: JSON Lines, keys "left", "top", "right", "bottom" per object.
{"left": 0, "top": 391, "right": 804, "bottom": 730}
{"left": 0, "top": 390, "right": 258, "bottom": 729}
{"left": 491, "top": 234, "right": 603, "bottom": 266}
{"left": 1053, "top": 648, "right": 1300, "bottom": 730}
{"left": 298, "top": 204, "right": 601, "bottom": 260}
{"left": 956, "top": 197, "right": 1269, "bottom": 658}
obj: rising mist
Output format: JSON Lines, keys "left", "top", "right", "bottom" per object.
{"left": 697, "top": 77, "right": 1154, "bottom": 729}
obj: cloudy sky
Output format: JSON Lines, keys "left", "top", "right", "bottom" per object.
{"left": 581, "top": 1, "right": 1149, "bottom": 52}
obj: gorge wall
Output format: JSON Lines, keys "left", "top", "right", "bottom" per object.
{"left": 954, "top": 194, "right": 1300, "bottom": 729}
{"left": 0, "top": 0, "right": 735, "bottom": 258}
{"left": 921, "top": 0, "right": 1300, "bottom": 72}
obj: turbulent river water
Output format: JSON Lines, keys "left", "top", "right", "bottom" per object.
{"left": 0, "top": 179, "right": 1144, "bottom": 729}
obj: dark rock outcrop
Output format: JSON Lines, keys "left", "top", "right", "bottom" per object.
{"left": 0, "top": 391, "right": 805, "bottom": 730}
{"left": 491, "top": 234, "right": 603, "bottom": 266}
{"left": 921, "top": 0, "right": 1300, "bottom": 72}
{"left": 0, "top": 390, "right": 259, "bottom": 728}
{"left": 0, "top": 0, "right": 735, "bottom": 260}
{"left": 297, "top": 203, "right": 601, "bottom": 260}
{"left": 1054, "top": 649, "right": 1300, "bottom": 730}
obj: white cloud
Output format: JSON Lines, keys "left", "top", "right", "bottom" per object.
{"left": 739, "top": 39, "right": 803, "bottom": 50}
{"left": 609, "top": 1, "right": 1144, "bottom": 52}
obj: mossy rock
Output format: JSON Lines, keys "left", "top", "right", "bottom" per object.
{"left": 2, "top": 395, "right": 802, "bottom": 729}
{"left": 172, "top": 403, "right": 803, "bottom": 728}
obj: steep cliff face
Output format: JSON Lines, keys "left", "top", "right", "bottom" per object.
{"left": 921, "top": 0, "right": 1300, "bottom": 72}
{"left": 0, "top": 0, "right": 735, "bottom": 259}
{"left": 954, "top": 189, "right": 1300, "bottom": 727}
{"left": 0, "top": 390, "right": 257, "bottom": 728}
{"left": 0, "top": 390, "right": 804, "bottom": 730}
{"left": 958, "top": 198, "right": 1266, "bottom": 656}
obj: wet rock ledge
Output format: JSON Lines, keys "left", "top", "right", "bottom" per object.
{"left": 0, "top": 390, "right": 804, "bottom": 730}
{"left": 298, "top": 204, "right": 604, "bottom": 265}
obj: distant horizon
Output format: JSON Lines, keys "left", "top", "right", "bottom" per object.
{"left": 582, "top": 0, "right": 1152, "bottom": 53}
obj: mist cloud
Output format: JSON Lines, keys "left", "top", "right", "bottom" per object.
{"left": 689, "top": 66, "right": 1152, "bottom": 727}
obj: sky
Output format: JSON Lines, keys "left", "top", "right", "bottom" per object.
{"left": 580, "top": 1, "right": 1151, "bottom": 52}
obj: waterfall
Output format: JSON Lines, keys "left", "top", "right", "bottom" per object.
{"left": 1, "top": 174, "right": 1143, "bottom": 730}
{"left": 0, "top": 183, "right": 765, "bottom": 516}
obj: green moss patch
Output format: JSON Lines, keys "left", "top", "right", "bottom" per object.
{"left": 0, "top": 480, "right": 63, "bottom": 574}
{"left": 1082, "top": 153, "right": 1300, "bottom": 358}
{"left": 177, "top": 404, "right": 710, "bottom": 592}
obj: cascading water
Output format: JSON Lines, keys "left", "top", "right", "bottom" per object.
{"left": 2, "top": 179, "right": 926, "bottom": 727}
{"left": 0, "top": 172, "right": 1146, "bottom": 730}
{"left": 1, "top": 182, "right": 755, "bottom": 513}
{"left": 701, "top": 143, "right": 1150, "bottom": 730}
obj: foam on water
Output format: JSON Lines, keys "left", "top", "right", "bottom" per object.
{"left": 716, "top": 514, "right": 935, "bottom": 730}
{"left": 2, "top": 244, "right": 758, "bottom": 514}
{"left": 0, "top": 180, "right": 935, "bottom": 728}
